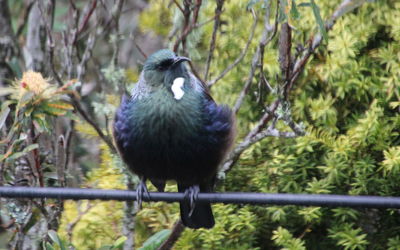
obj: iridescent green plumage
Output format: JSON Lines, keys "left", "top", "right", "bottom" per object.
{"left": 113, "top": 49, "right": 235, "bottom": 228}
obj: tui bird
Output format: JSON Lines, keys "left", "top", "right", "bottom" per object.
{"left": 113, "top": 49, "right": 235, "bottom": 229}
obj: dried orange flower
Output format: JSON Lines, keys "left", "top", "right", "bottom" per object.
{"left": 17, "top": 71, "right": 51, "bottom": 98}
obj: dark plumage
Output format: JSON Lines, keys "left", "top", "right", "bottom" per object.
{"left": 113, "top": 49, "right": 235, "bottom": 229}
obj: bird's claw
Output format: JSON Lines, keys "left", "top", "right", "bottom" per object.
{"left": 184, "top": 185, "right": 200, "bottom": 217}
{"left": 136, "top": 179, "right": 150, "bottom": 209}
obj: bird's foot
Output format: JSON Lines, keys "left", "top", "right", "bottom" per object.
{"left": 184, "top": 185, "right": 200, "bottom": 217}
{"left": 136, "top": 178, "right": 150, "bottom": 209}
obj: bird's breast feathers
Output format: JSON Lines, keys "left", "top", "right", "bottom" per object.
{"left": 127, "top": 83, "right": 204, "bottom": 140}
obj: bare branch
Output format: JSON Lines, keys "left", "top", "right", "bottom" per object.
{"left": 77, "top": 33, "right": 96, "bottom": 81}
{"left": 172, "top": 0, "right": 185, "bottom": 14}
{"left": 203, "top": 0, "right": 224, "bottom": 81}
{"left": 66, "top": 201, "right": 94, "bottom": 242}
{"left": 220, "top": 121, "right": 298, "bottom": 175}
{"left": 56, "top": 136, "right": 66, "bottom": 187}
{"left": 232, "top": 2, "right": 278, "bottom": 114}
{"left": 111, "top": 0, "right": 124, "bottom": 66}
{"left": 173, "top": 0, "right": 203, "bottom": 53}
{"left": 208, "top": 8, "right": 257, "bottom": 87}
{"left": 135, "top": 42, "right": 147, "bottom": 59}
{"left": 74, "top": 0, "right": 98, "bottom": 45}
{"left": 194, "top": 14, "right": 217, "bottom": 29}
{"left": 279, "top": 22, "right": 292, "bottom": 99}
{"left": 72, "top": 98, "right": 117, "bottom": 153}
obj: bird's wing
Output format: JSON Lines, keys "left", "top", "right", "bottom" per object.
{"left": 131, "top": 72, "right": 152, "bottom": 100}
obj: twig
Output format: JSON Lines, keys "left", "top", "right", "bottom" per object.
{"left": 111, "top": 0, "right": 124, "bottom": 66}
{"left": 187, "top": 61, "right": 204, "bottom": 84}
{"left": 71, "top": 98, "right": 116, "bottom": 153}
{"left": 173, "top": 0, "right": 202, "bottom": 53}
{"left": 203, "top": 0, "right": 224, "bottom": 81}
{"left": 74, "top": 0, "right": 97, "bottom": 45}
{"left": 172, "top": 0, "right": 185, "bottom": 14}
{"left": 232, "top": 2, "right": 278, "bottom": 114}
{"left": 245, "top": 99, "right": 280, "bottom": 140}
{"left": 56, "top": 135, "right": 66, "bottom": 187}
{"left": 220, "top": 100, "right": 280, "bottom": 174}
{"left": 258, "top": 0, "right": 279, "bottom": 99}
{"left": 30, "top": 116, "right": 43, "bottom": 188}
{"left": 66, "top": 201, "right": 94, "bottom": 242}
{"left": 208, "top": 8, "right": 257, "bottom": 87}
{"left": 279, "top": 22, "right": 292, "bottom": 99}
{"left": 194, "top": 15, "right": 217, "bottom": 29}
{"left": 135, "top": 42, "right": 147, "bottom": 59}
{"left": 77, "top": 33, "right": 96, "bottom": 81}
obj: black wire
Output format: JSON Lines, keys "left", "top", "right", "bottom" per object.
{"left": 1, "top": 187, "right": 400, "bottom": 208}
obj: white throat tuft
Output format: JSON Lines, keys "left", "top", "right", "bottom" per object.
{"left": 171, "top": 77, "right": 185, "bottom": 100}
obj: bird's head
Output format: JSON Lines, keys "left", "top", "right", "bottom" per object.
{"left": 143, "top": 49, "right": 190, "bottom": 87}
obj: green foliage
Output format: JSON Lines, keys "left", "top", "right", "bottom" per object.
{"left": 388, "top": 236, "right": 400, "bottom": 250}
{"left": 58, "top": 142, "right": 126, "bottom": 249}
{"left": 174, "top": 204, "right": 258, "bottom": 249}
{"left": 139, "top": 229, "right": 171, "bottom": 250}
{"left": 58, "top": 0, "right": 400, "bottom": 249}
{"left": 271, "top": 226, "right": 306, "bottom": 250}
{"left": 309, "top": 0, "right": 328, "bottom": 41}
{"left": 328, "top": 223, "right": 369, "bottom": 250}
{"left": 0, "top": 71, "right": 76, "bottom": 163}
{"left": 46, "top": 230, "right": 68, "bottom": 250}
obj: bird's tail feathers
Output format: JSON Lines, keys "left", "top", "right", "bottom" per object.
{"left": 178, "top": 183, "right": 215, "bottom": 229}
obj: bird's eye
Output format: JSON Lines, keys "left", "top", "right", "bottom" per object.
{"left": 156, "top": 59, "right": 174, "bottom": 71}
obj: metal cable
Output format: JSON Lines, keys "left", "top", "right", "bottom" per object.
{"left": 1, "top": 187, "right": 400, "bottom": 208}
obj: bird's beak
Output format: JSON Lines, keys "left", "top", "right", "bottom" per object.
{"left": 173, "top": 56, "right": 191, "bottom": 65}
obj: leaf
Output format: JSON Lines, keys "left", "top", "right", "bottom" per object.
{"left": 0, "top": 106, "right": 10, "bottom": 130}
{"left": 40, "top": 102, "right": 69, "bottom": 116}
{"left": 0, "top": 87, "right": 13, "bottom": 96}
{"left": 298, "top": 2, "right": 311, "bottom": 7}
{"left": 44, "top": 172, "right": 59, "bottom": 180}
{"left": 139, "top": 229, "right": 171, "bottom": 250}
{"left": 98, "top": 245, "right": 113, "bottom": 250}
{"left": 112, "top": 236, "right": 127, "bottom": 249}
{"left": 48, "top": 230, "right": 66, "bottom": 250}
{"left": 46, "top": 101, "right": 74, "bottom": 110}
{"left": 44, "top": 242, "right": 55, "bottom": 250}
{"left": 22, "top": 143, "right": 39, "bottom": 153}
{"left": 290, "top": 0, "right": 300, "bottom": 19}
{"left": 310, "top": 0, "right": 328, "bottom": 41}
{"left": 5, "top": 142, "right": 38, "bottom": 162}
{"left": 19, "top": 91, "right": 35, "bottom": 106}
{"left": 33, "top": 116, "right": 51, "bottom": 133}
{"left": 7, "top": 152, "right": 26, "bottom": 161}
{"left": 48, "top": 230, "right": 61, "bottom": 246}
